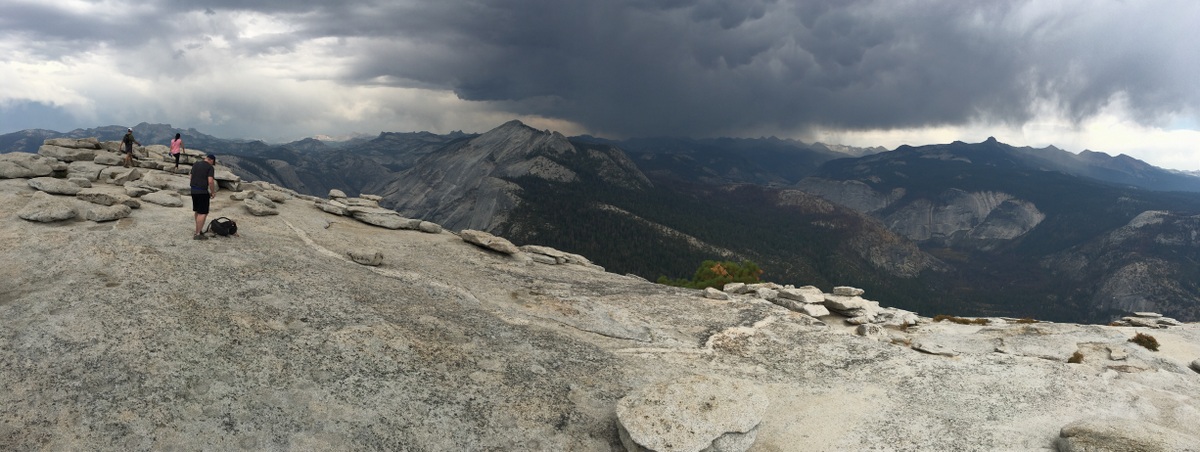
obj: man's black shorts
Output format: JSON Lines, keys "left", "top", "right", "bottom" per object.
{"left": 192, "top": 193, "right": 210, "bottom": 214}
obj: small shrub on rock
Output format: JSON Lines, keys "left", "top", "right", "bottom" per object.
{"left": 1067, "top": 351, "right": 1084, "bottom": 364}
{"left": 1129, "top": 333, "right": 1159, "bottom": 351}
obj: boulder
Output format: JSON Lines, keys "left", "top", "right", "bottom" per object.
{"left": 69, "top": 177, "right": 92, "bottom": 188}
{"left": 1190, "top": 359, "right": 1200, "bottom": 374}
{"left": 18, "top": 192, "right": 78, "bottom": 222}
{"left": 260, "top": 190, "right": 288, "bottom": 203}
{"left": 616, "top": 374, "right": 767, "bottom": 452}
{"left": 348, "top": 206, "right": 417, "bottom": 230}
{"left": 347, "top": 250, "right": 384, "bottom": 266}
{"left": 520, "top": 245, "right": 568, "bottom": 263}
{"left": 799, "top": 303, "right": 829, "bottom": 317}
{"left": 776, "top": 287, "right": 825, "bottom": 304}
{"left": 44, "top": 137, "right": 100, "bottom": 149}
{"left": 1055, "top": 419, "right": 1200, "bottom": 452}
{"left": 832, "top": 286, "right": 865, "bottom": 297}
{"left": 141, "top": 191, "right": 184, "bottom": 208}
{"left": 329, "top": 189, "right": 347, "bottom": 199}
{"left": 418, "top": 221, "right": 443, "bottom": 234}
{"left": 138, "top": 172, "right": 192, "bottom": 193}
{"left": 460, "top": 229, "right": 520, "bottom": 255}
{"left": 360, "top": 194, "right": 383, "bottom": 201}
{"left": 856, "top": 323, "right": 886, "bottom": 337}
{"left": 66, "top": 161, "right": 108, "bottom": 181}
{"left": 723, "top": 282, "right": 752, "bottom": 295}
{"left": 83, "top": 203, "right": 132, "bottom": 222}
{"left": 28, "top": 177, "right": 82, "bottom": 196}
{"left": 342, "top": 197, "right": 380, "bottom": 207}
{"left": 704, "top": 287, "right": 730, "bottom": 301}
{"left": 824, "top": 295, "right": 868, "bottom": 311}
{"left": 528, "top": 253, "right": 558, "bottom": 265}
{"left": 0, "top": 153, "right": 57, "bottom": 179}
{"left": 76, "top": 189, "right": 129, "bottom": 207}
{"left": 315, "top": 199, "right": 350, "bottom": 216}
{"left": 124, "top": 185, "right": 154, "bottom": 198}
{"left": 107, "top": 168, "right": 143, "bottom": 185}
{"left": 93, "top": 152, "right": 124, "bottom": 166}
{"left": 38, "top": 144, "right": 95, "bottom": 162}
{"left": 245, "top": 195, "right": 280, "bottom": 216}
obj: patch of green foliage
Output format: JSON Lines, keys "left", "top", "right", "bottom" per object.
{"left": 657, "top": 260, "right": 764, "bottom": 290}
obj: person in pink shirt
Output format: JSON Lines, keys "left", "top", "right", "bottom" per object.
{"left": 170, "top": 133, "right": 185, "bottom": 169}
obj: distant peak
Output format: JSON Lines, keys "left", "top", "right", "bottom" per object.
{"left": 983, "top": 136, "right": 999, "bottom": 144}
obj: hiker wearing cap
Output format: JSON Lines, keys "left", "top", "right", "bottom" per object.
{"left": 189, "top": 154, "right": 217, "bottom": 240}
{"left": 121, "top": 128, "right": 140, "bottom": 168}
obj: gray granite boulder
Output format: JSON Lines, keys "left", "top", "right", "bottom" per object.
{"left": 141, "top": 191, "right": 184, "bottom": 208}
{"left": 616, "top": 374, "right": 767, "bottom": 452}
{"left": 348, "top": 250, "right": 384, "bottom": 266}
{"left": 93, "top": 152, "right": 124, "bottom": 166}
{"left": 0, "top": 153, "right": 57, "bottom": 179}
{"left": 28, "top": 177, "right": 82, "bottom": 195}
{"left": 38, "top": 144, "right": 95, "bottom": 162}
{"left": 315, "top": 199, "right": 350, "bottom": 216}
{"left": 329, "top": 189, "right": 347, "bottom": 199}
{"left": 460, "top": 229, "right": 520, "bottom": 255}
{"left": 245, "top": 194, "right": 280, "bottom": 216}
{"left": 17, "top": 191, "right": 78, "bottom": 222}
{"left": 348, "top": 206, "right": 417, "bottom": 229}
{"left": 1191, "top": 359, "right": 1200, "bottom": 374}
{"left": 83, "top": 203, "right": 132, "bottom": 222}
{"left": 418, "top": 221, "right": 443, "bottom": 234}
{"left": 704, "top": 287, "right": 731, "bottom": 300}
{"left": 44, "top": 137, "right": 100, "bottom": 149}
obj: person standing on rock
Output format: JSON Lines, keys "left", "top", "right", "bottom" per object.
{"left": 190, "top": 154, "right": 217, "bottom": 240}
{"left": 121, "top": 128, "right": 140, "bottom": 168}
{"left": 170, "top": 133, "right": 185, "bottom": 169}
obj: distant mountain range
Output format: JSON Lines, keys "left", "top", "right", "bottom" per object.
{"left": 5, "top": 122, "right": 1200, "bottom": 323}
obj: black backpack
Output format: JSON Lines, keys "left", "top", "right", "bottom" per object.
{"left": 207, "top": 217, "right": 238, "bottom": 237}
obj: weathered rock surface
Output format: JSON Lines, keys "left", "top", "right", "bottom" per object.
{"left": 1055, "top": 419, "right": 1200, "bottom": 452}
{"left": 28, "top": 177, "right": 82, "bottom": 195}
{"left": 0, "top": 152, "right": 58, "bottom": 178}
{"left": 141, "top": 190, "right": 184, "bottom": 207}
{"left": 38, "top": 144, "right": 96, "bottom": 162}
{"left": 17, "top": 191, "right": 77, "bottom": 222}
{"left": 617, "top": 374, "right": 767, "bottom": 452}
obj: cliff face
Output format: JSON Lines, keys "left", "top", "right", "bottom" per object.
{"left": 2, "top": 146, "right": 1200, "bottom": 451}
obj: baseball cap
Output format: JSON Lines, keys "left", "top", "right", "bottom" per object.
{"left": 206, "top": 153, "right": 216, "bottom": 161}
{"left": 127, "top": 128, "right": 132, "bottom": 131}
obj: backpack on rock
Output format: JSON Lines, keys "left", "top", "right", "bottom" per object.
{"left": 206, "top": 217, "right": 238, "bottom": 237}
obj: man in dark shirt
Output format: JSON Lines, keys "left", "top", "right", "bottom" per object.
{"left": 121, "top": 128, "right": 140, "bottom": 168}
{"left": 190, "top": 154, "right": 217, "bottom": 240}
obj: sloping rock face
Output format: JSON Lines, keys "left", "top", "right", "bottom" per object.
{"left": 376, "top": 120, "right": 651, "bottom": 232}
{"left": 1, "top": 138, "right": 1199, "bottom": 451}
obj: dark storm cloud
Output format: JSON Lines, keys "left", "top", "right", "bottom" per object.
{"left": 285, "top": 0, "right": 1196, "bottom": 137}
{"left": 4, "top": 0, "right": 1197, "bottom": 138}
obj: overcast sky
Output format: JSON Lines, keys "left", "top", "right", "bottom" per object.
{"left": 2, "top": 0, "right": 1199, "bottom": 170}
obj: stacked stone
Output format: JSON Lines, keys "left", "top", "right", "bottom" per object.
{"left": 313, "top": 189, "right": 444, "bottom": 233}
{"left": 520, "top": 244, "right": 605, "bottom": 271}
{"left": 704, "top": 282, "right": 919, "bottom": 338}
{"left": 1110, "top": 312, "right": 1185, "bottom": 329}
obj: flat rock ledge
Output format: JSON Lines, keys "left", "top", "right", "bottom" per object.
{"left": 617, "top": 374, "right": 768, "bottom": 452}
{"left": 460, "top": 229, "right": 520, "bottom": 255}
{"left": 1055, "top": 419, "right": 1200, "bottom": 452}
